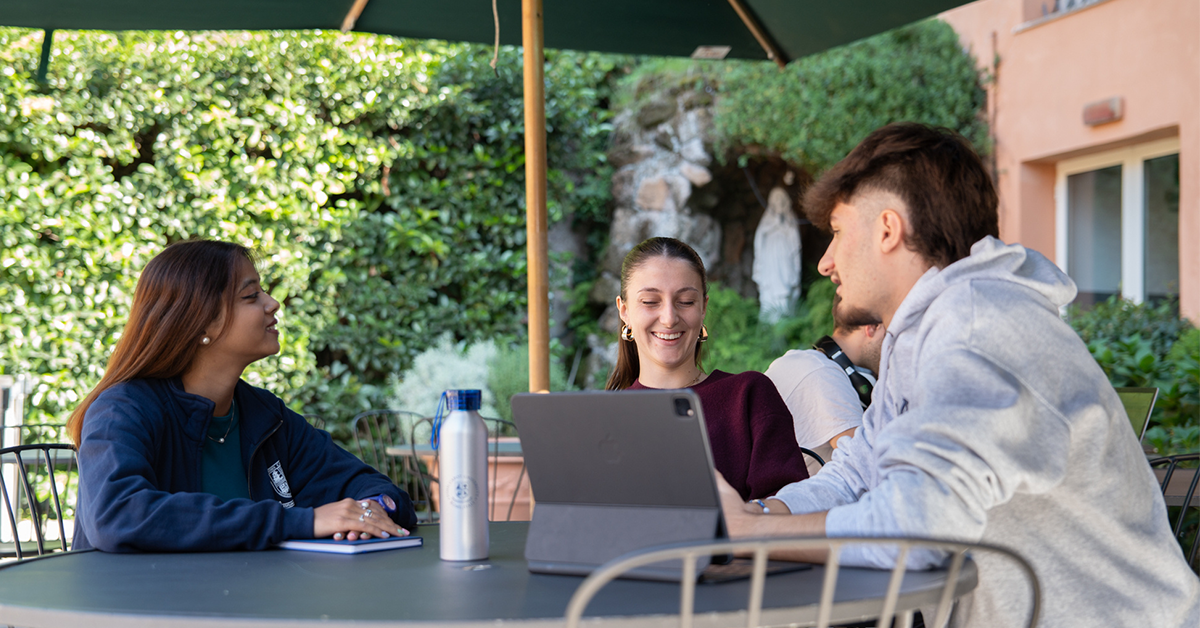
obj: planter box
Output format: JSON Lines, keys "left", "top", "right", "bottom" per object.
{"left": 420, "top": 438, "right": 532, "bottom": 521}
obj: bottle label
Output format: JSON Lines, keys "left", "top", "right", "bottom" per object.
{"left": 448, "top": 475, "right": 479, "bottom": 508}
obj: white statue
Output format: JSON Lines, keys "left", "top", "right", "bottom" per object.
{"left": 752, "top": 186, "right": 801, "bottom": 323}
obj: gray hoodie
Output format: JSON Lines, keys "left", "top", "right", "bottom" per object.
{"left": 774, "top": 237, "right": 1199, "bottom": 627}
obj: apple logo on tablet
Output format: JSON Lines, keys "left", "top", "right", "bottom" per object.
{"left": 599, "top": 433, "right": 621, "bottom": 464}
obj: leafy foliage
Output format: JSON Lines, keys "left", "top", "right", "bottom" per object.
{"left": 713, "top": 19, "right": 989, "bottom": 171}
{"left": 386, "top": 334, "right": 500, "bottom": 419}
{"left": 1067, "top": 298, "right": 1198, "bottom": 454}
{"left": 611, "top": 20, "right": 989, "bottom": 175}
{"left": 703, "top": 277, "right": 836, "bottom": 375}
{"left": 0, "top": 29, "right": 613, "bottom": 436}
{"left": 486, "top": 342, "right": 571, "bottom": 424}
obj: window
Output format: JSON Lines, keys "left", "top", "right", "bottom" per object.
{"left": 1055, "top": 138, "right": 1180, "bottom": 308}
{"left": 1052, "top": 0, "right": 1105, "bottom": 13}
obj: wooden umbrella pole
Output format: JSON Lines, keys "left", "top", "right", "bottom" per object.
{"left": 522, "top": 0, "right": 550, "bottom": 393}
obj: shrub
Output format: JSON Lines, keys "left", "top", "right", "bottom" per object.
{"left": 1068, "top": 297, "right": 1193, "bottom": 368}
{"left": 776, "top": 278, "right": 837, "bottom": 354}
{"left": 486, "top": 343, "right": 571, "bottom": 425}
{"left": 0, "top": 29, "right": 616, "bottom": 441}
{"left": 387, "top": 334, "right": 500, "bottom": 419}
{"left": 702, "top": 285, "right": 778, "bottom": 375}
{"left": 703, "top": 277, "right": 836, "bottom": 375}
{"left": 1067, "top": 298, "right": 1198, "bottom": 455}
{"left": 713, "top": 19, "right": 989, "bottom": 172}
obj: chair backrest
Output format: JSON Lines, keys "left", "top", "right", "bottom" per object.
{"left": 1115, "top": 387, "right": 1158, "bottom": 442}
{"left": 0, "top": 443, "right": 78, "bottom": 560}
{"left": 351, "top": 409, "right": 425, "bottom": 503}
{"left": 1149, "top": 453, "right": 1199, "bottom": 572}
{"left": 482, "top": 418, "right": 527, "bottom": 522}
{"left": 404, "top": 416, "right": 439, "bottom": 523}
{"left": 302, "top": 414, "right": 326, "bottom": 431}
{"left": 17, "top": 423, "right": 70, "bottom": 446}
{"left": 800, "top": 446, "right": 825, "bottom": 468}
{"left": 351, "top": 409, "right": 421, "bottom": 481}
{"left": 565, "top": 536, "right": 1041, "bottom": 628}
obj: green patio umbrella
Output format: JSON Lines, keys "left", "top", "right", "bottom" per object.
{"left": 0, "top": 0, "right": 972, "bottom": 392}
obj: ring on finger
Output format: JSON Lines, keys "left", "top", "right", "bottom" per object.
{"left": 358, "top": 513, "right": 366, "bottom": 522}
{"left": 360, "top": 501, "right": 370, "bottom": 510}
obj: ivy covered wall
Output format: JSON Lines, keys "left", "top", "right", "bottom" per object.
{"left": 0, "top": 29, "right": 614, "bottom": 430}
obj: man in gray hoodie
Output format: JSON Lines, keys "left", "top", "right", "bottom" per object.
{"left": 719, "top": 123, "right": 1199, "bottom": 627}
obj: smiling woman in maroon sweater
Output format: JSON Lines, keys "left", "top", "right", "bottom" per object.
{"left": 607, "top": 237, "right": 808, "bottom": 500}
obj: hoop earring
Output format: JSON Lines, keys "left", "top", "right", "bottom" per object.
{"left": 698, "top": 325, "right": 709, "bottom": 343}
{"left": 620, "top": 324, "right": 634, "bottom": 342}
{"left": 201, "top": 337, "right": 211, "bottom": 345}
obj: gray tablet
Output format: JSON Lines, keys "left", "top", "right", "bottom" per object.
{"left": 511, "top": 389, "right": 726, "bottom": 580}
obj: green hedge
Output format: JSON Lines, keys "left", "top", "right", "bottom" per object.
{"left": 0, "top": 29, "right": 614, "bottom": 432}
{"left": 703, "top": 276, "right": 835, "bottom": 375}
{"left": 1067, "top": 298, "right": 1199, "bottom": 454}
{"left": 714, "top": 19, "right": 989, "bottom": 171}
{"left": 611, "top": 20, "right": 989, "bottom": 173}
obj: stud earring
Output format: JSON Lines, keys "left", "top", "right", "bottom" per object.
{"left": 698, "top": 325, "right": 709, "bottom": 343}
{"left": 201, "top": 337, "right": 211, "bottom": 345}
{"left": 620, "top": 324, "right": 634, "bottom": 342}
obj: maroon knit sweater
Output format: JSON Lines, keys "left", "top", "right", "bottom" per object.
{"left": 630, "top": 370, "right": 809, "bottom": 500}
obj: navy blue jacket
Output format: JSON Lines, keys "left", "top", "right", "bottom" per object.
{"left": 75, "top": 378, "right": 416, "bottom": 552}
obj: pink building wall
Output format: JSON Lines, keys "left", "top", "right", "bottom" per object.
{"left": 941, "top": 0, "right": 1200, "bottom": 321}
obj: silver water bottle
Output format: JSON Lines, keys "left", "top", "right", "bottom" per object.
{"left": 438, "top": 389, "right": 489, "bottom": 561}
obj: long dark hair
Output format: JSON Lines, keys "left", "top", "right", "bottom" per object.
{"left": 605, "top": 237, "right": 708, "bottom": 390}
{"left": 68, "top": 240, "right": 254, "bottom": 446}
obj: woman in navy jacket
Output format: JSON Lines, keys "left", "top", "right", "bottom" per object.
{"left": 69, "top": 240, "right": 417, "bottom": 552}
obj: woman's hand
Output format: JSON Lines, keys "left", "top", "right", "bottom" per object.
{"left": 313, "top": 498, "right": 411, "bottom": 541}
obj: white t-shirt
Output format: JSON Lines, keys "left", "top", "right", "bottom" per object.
{"left": 765, "top": 349, "right": 864, "bottom": 477}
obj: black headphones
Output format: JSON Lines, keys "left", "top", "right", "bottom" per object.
{"left": 813, "top": 335, "right": 874, "bottom": 409}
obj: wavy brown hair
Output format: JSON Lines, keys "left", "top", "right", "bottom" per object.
{"left": 605, "top": 237, "right": 708, "bottom": 390}
{"left": 803, "top": 122, "right": 998, "bottom": 269}
{"left": 67, "top": 240, "right": 254, "bottom": 446}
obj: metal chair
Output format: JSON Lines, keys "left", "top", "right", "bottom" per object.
{"left": 350, "top": 409, "right": 429, "bottom": 519}
{"left": 302, "top": 414, "right": 326, "bottom": 431}
{"left": 14, "top": 423, "right": 69, "bottom": 446}
{"left": 410, "top": 416, "right": 528, "bottom": 522}
{"left": 1149, "top": 452, "right": 1200, "bottom": 572}
{"left": 0, "top": 443, "right": 78, "bottom": 560}
{"left": 800, "top": 446, "right": 826, "bottom": 468}
{"left": 403, "top": 416, "right": 439, "bottom": 523}
{"left": 1115, "top": 387, "right": 1158, "bottom": 443}
{"left": 565, "top": 536, "right": 1041, "bottom": 628}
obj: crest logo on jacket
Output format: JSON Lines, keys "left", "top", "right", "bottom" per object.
{"left": 268, "top": 461, "right": 295, "bottom": 508}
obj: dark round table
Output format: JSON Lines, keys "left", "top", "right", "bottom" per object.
{"left": 0, "top": 522, "right": 975, "bottom": 627}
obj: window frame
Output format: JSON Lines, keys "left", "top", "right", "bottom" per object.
{"left": 1054, "top": 137, "right": 1180, "bottom": 304}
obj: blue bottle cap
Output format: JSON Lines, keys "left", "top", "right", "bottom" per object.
{"left": 445, "top": 389, "right": 482, "bottom": 411}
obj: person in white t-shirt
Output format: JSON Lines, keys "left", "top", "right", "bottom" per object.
{"left": 765, "top": 296, "right": 884, "bottom": 475}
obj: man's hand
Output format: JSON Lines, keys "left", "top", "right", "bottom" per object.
{"left": 714, "top": 472, "right": 829, "bottom": 563}
{"left": 313, "top": 498, "right": 411, "bottom": 541}
{"left": 716, "top": 473, "right": 795, "bottom": 534}
{"left": 715, "top": 471, "right": 754, "bottom": 536}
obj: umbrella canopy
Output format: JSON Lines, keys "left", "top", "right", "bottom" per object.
{"left": 0, "top": 0, "right": 968, "bottom": 65}
{"left": 0, "top": 0, "right": 973, "bottom": 392}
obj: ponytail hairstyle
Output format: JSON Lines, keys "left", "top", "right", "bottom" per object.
{"left": 68, "top": 240, "right": 254, "bottom": 446}
{"left": 605, "top": 237, "right": 708, "bottom": 390}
